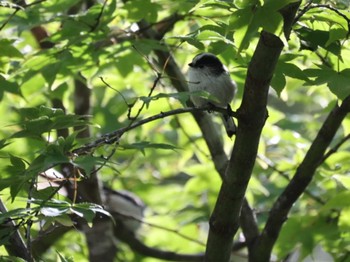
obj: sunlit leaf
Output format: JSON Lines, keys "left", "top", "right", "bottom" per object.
{"left": 321, "top": 191, "right": 350, "bottom": 211}
{"left": 305, "top": 67, "right": 350, "bottom": 100}
{"left": 332, "top": 174, "right": 350, "bottom": 190}
{"left": 0, "top": 39, "right": 23, "bottom": 58}
{"left": 0, "top": 75, "right": 21, "bottom": 98}
{"left": 296, "top": 27, "right": 341, "bottom": 56}
{"left": 123, "top": 0, "right": 160, "bottom": 22}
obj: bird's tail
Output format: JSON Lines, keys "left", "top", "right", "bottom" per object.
{"left": 222, "top": 113, "right": 236, "bottom": 138}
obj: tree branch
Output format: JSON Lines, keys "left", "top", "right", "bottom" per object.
{"left": 258, "top": 154, "right": 325, "bottom": 205}
{"left": 205, "top": 30, "right": 284, "bottom": 262}
{"left": 321, "top": 133, "right": 350, "bottom": 163}
{"left": 294, "top": 3, "right": 350, "bottom": 36}
{"left": 253, "top": 95, "right": 350, "bottom": 261}
{"left": 240, "top": 199, "right": 259, "bottom": 249}
{"left": 0, "top": 199, "right": 31, "bottom": 261}
{"left": 135, "top": 17, "right": 260, "bottom": 260}
{"left": 72, "top": 105, "right": 234, "bottom": 155}
{"left": 204, "top": 2, "right": 302, "bottom": 260}
{"left": 113, "top": 221, "right": 204, "bottom": 261}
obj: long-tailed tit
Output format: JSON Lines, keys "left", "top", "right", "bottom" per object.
{"left": 103, "top": 187, "right": 145, "bottom": 233}
{"left": 188, "top": 53, "right": 237, "bottom": 137}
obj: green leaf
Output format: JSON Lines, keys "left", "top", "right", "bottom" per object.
{"left": 27, "top": 145, "right": 71, "bottom": 175}
{"left": 50, "top": 83, "right": 69, "bottom": 100}
{"left": 51, "top": 19, "right": 90, "bottom": 42}
{"left": 70, "top": 202, "right": 111, "bottom": 227}
{"left": 57, "top": 251, "right": 74, "bottom": 262}
{"left": 0, "top": 208, "right": 29, "bottom": 223}
{"left": 41, "top": 0, "right": 81, "bottom": 12}
{"left": 170, "top": 35, "right": 205, "bottom": 50}
{"left": 10, "top": 178, "right": 28, "bottom": 201}
{"left": 51, "top": 115, "right": 92, "bottom": 130}
{"left": 121, "top": 141, "right": 178, "bottom": 155}
{"left": 56, "top": 215, "right": 75, "bottom": 227}
{"left": 4, "top": 154, "right": 26, "bottom": 179}
{"left": 332, "top": 175, "right": 350, "bottom": 190}
{"left": 230, "top": 0, "right": 291, "bottom": 53}
{"left": 296, "top": 27, "right": 341, "bottom": 56}
{"left": 308, "top": 10, "right": 349, "bottom": 32}
{"left": 0, "top": 256, "right": 26, "bottom": 262}
{"left": 0, "top": 177, "right": 25, "bottom": 192}
{"left": 197, "top": 24, "right": 227, "bottom": 37}
{"left": 0, "top": 39, "right": 23, "bottom": 58}
{"left": 0, "top": 75, "right": 21, "bottom": 98}
{"left": 326, "top": 26, "right": 347, "bottom": 46}
{"left": 12, "top": 106, "right": 90, "bottom": 138}
{"left": 271, "top": 60, "right": 309, "bottom": 95}
{"left": 17, "top": 106, "right": 65, "bottom": 120}
{"left": 132, "top": 39, "right": 168, "bottom": 54}
{"left": 12, "top": 116, "right": 52, "bottom": 138}
{"left": 0, "top": 227, "right": 15, "bottom": 246}
{"left": 305, "top": 67, "right": 350, "bottom": 100}
{"left": 234, "top": 0, "right": 259, "bottom": 9}
{"left": 21, "top": 52, "right": 56, "bottom": 72}
{"left": 30, "top": 198, "right": 71, "bottom": 208}
{"left": 321, "top": 191, "right": 350, "bottom": 211}
{"left": 139, "top": 91, "right": 193, "bottom": 105}
{"left": 9, "top": 155, "right": 26, "bottom": 170}
{"left": 123, "top": 0, "right": 160, "bottom": 22}
{"left": 73, "top": 155, "right": 103, "bottom": 175}
{"left": 41, "top": 62, "right": 62, "bottom": 87}
{"left": 255, "top": 4, "right": 283, "bottom": 35}
{"left": 271, "top": 70, "right": 286, "bottom": 96}
{"left": 278, "top": 62, "right": 309, "bottom": 81}
{"left": 0, "top": 139, "right": 10, "bottom": 150}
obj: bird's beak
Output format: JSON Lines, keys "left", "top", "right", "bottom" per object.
{"left": 188, "top": 63, "right": 193, "bottom": 67}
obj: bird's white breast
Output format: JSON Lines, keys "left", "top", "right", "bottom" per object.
{"left": 188, "top": 67, "right": 236, "bottom": 107}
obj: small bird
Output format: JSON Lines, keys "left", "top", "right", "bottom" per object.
{"left": 188, "top": 53, "right": 237, "bottom": 137}
{"left": 103, "top": 187, "right": 145, "bottom": 233}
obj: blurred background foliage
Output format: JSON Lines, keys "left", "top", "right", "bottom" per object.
{"left": 0, "top": 0, "right": 350, "bottom": 261}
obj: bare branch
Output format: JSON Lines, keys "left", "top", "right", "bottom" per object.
{"left": 72, "top": 105, "right": 235, "bottom": 155}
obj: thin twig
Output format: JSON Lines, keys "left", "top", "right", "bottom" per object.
{"left": 0, "top": 0, "right": 47, "bottom": 31}
{"left": 90, "top": 0, "right": 108, "bottom": 32}
{"left": 72, "top": 105, "right": 237, "bottom": 155}
{"left": 295, "top": 3, "right": 350, "bottom": 36}
{"left": 128, "top": 72, "right": 162, "bottom": 121}
{"left": 321, "top": 133, "right": 350, "bottom": 163}
{"left": 257, "top": 154, "right": 325, "bottom": 205}
{"left": 100, "top": 77, "right": 132, "bottom": 109}
{"left": 0, "top": 199, "right": 30, "bottom": 260}
{"left": 111, "top": 210, "right": 205, "bottom": 246}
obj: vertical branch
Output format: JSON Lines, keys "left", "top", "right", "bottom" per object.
{"left": 204, "top": 2, "right": 302, "bottom": 260}
{"left": 205, "top": 31, "right": 284, "bottom": 261}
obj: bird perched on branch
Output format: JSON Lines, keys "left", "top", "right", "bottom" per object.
{"left": 188, "top": 53, "right": 237, "bottom": 137}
